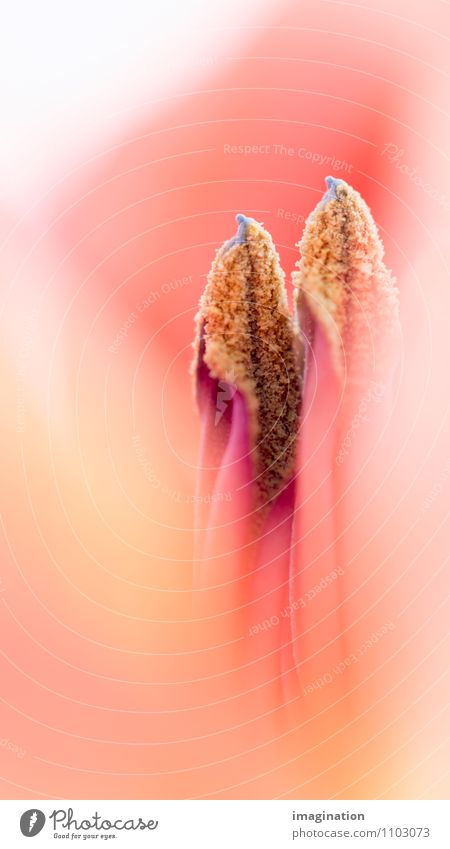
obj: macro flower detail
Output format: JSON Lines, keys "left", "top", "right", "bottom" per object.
{"left": 293, "top": 176, "right": 399, "bottom": 386}
{"left": 289, "top": 176, "right": 400, "bottom": 700}
{"left": 192, "top": 181, "right": 400, "bottom": 712}
{"left": 192, "top": 214, "right": 301, "bottom": 707}
{"left": 194, "top": 213, "right": 300, "bottom": 511}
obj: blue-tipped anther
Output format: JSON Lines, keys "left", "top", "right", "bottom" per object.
{"left": 223, "top": 214, "right": 256, "bottom": 252}
{"left": 322, "top": 175, "right": 345, "bottom": 204}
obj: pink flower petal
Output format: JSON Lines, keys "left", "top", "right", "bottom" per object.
{"left": 192, "top": 214, "right": 300, "bottom": 712}
{"left": 291, "top": 177, "right": 401, "bottom": 705}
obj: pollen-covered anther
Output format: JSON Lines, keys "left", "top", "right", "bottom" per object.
{"left": 293, "top": 177, "right": 399, "bottom": 383}
{"left": 194, "top": 214, "right": 300, "bottom": 506}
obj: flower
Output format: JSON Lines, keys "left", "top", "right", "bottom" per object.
{"left": 192, "top": 181, "right": 400, "bottom": 719}
{"left": 293, "top": 176, "right": 399, "bottom": 387}
{"left": 289, "top": 176, "right": 400, "bottom": 711}
{"left": 194, "top": 213, "right": 300, "bottom": 511}
{"left": 192, "top": 213, "right": 301, "bottom": 706}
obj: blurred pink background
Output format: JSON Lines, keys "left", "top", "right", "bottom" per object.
{"left": 0, "top": 0, "right": 449, "bottom": 799}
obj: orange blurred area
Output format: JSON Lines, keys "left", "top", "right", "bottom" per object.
{"left": 0, "top": 0, "right": 449, "bottom": 799}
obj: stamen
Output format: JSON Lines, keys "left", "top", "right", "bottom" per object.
{"left": 293, "top": 177, "right": 399, "bottom": 383}
{"left": 194, "top": 215, "right": 300, "bottom": 505}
